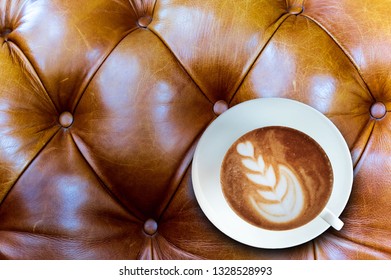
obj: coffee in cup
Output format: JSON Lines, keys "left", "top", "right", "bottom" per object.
{"left": 220, "top": 126, "right": 334, "bottom": 231}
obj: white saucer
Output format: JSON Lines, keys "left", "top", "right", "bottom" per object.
{"left": 192, "top": 98, "right": 353, "bottom": 249}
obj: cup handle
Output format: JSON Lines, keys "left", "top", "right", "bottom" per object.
{"left": 320, "top": 208, "right": 344, "bottom": 230}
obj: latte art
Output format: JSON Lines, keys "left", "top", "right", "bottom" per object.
{"left": 236, "top": 141, "right": 304, "bottom": 224}
{"left": 221, "top": 126, "right": 333, "bottom": 230}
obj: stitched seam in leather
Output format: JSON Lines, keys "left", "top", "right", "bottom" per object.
{"left": 4, "top": 40, "right": 59, "bottom": 114}
{"left": 68, "top": 131, "right": 143, "bottom": 222}
{"left": 156, "top": 149, "right": 195, "bottom": 221}
{"left": 352, "top": 120, "right": 376, "bottom": 170}
{"left": 326, "top": 111, "right": 371, "bottom": 168}
{"left": 146, "top": 0, "right": 211, "bottom": 104}
{"left": 156, "top": 117, "right": 215, "bottom": 221}
{"left": 228, "top": 13, "right": 291, "bottom": 105}
{"left": 0, "top": 127, "right": 61, "bottom": 205}
{"left": 147, "top": 28, "right": 213, "bottom": 105}
{"left": 71, "top": 27, "right": 139, "bottom": 113}
{"left": 151, "top": 0, "right": 159, "bottom": 17}
{"left": 302, "top": 14, "right": 375, "bottom": 102}
{"left": 0, "top": 38, "right": 59, "bottom": 204}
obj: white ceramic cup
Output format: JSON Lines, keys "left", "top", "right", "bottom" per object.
{"left": 192, "top": 98, "right": 353, "bottom": 248}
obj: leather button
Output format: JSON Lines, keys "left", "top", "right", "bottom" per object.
{"left": 370, "top": 101, "right": 387, "bottom": 119}
{"left": 138, "top": 16, "right": 152, "bottom": 28}
{"left": 59, "top": 112, "right": 74, "bottom": 128}
{"left": 288, "top": 6, "right": 304, "bottom": 15}
{"left": 143, "top": 219, "right": 158, "bottom": 235}
{"left": 213, "top": 100, "right": 229, "bottom": 116}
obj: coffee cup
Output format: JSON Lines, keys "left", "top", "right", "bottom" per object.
{"left": 221, "top": 126, "right": 344, "bottom": 232}
{"left": 192, "top": 98, "right": 353, "bottom": 248}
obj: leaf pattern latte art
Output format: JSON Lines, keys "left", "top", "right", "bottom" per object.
{"left": 236, "top": 141, "right": 304, "bottom": 223}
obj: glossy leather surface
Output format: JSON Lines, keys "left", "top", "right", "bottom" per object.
{"left": 0, "top": 0, "right": 390, "bottom": 259}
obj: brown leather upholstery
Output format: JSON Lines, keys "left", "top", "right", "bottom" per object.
{"left": 0, "top": 0, "right": 390, "bottom": 260}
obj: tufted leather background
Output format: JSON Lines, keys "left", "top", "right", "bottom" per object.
{"left": 1, "top": 0, "right": 391, "bottom": 260}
